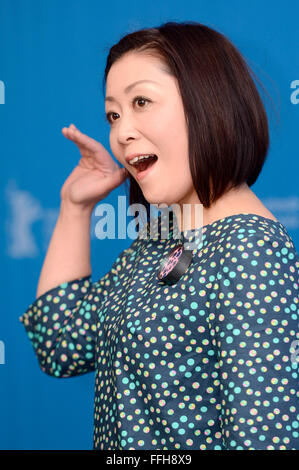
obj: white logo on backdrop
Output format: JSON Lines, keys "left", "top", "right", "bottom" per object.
{"left": 262, "top": 196, "right": 299, "bottom": 229}
{"left": 5, "top": 180, "right": 152, "bottom": 257}
{"left": 5, "top": 180, "right": 59, "bottom": 258}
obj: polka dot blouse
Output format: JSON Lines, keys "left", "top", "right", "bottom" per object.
{"left": 19, "top": 213, "right": 299, "bottom": 450}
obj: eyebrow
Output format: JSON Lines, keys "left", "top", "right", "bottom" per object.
{"left": 105, "top": 79, "right": 160, "bottom": 103}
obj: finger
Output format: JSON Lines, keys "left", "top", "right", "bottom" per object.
{"left": 62, "top": 127, "right": 76, "bottom": 141}
{"left": 62, "top": 126, "right": 80, "bottom": 143}
{"left": 62, "top": 124, "right": 77, "bottom": 136}
{"left": 62, "top": 125, "right": 103, "bottom": 155}
{"left": 62, "top": 127, "right": 71, "bottom": 138}
{"left": 68, "top": 127, "right": 102, "bottom": 152}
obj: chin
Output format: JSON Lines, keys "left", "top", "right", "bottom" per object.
{"left": 143, "top": 193, "right": 172, "bottom": 208}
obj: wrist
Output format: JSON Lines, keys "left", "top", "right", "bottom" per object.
{"left": 60, "top": 199, "right": 94, "bottom": 219}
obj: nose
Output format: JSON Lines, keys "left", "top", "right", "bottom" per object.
{"left": 116, "top": 113, "right": 139, "bottom": 145}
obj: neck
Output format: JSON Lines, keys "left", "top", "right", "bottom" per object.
{"left": 172, "top": 183, "right": 254, "bottom": 231}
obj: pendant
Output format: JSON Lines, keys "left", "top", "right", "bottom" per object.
{"left": 157, "top": 243, "right": 193, "bottom": 285}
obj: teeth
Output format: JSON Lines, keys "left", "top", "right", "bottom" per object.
{"left": 129, "top": 154, "right": 156, "bottom": 165}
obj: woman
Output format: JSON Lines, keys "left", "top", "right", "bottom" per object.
{"left": 20, "top": 21, "right": 299, "bottom": 450}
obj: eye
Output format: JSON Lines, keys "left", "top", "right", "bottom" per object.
{"left": 133, "top": 96, "right": 150, "bottom": 108}
{"left": 105, "top": 96, "right": 151, "bottom": 125}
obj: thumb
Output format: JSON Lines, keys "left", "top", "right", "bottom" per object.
{"left": 104, "top": 167, "right": 129, "bottom": 191}
{"left": 114, "top": 167, "right": 129, "bottom": 184}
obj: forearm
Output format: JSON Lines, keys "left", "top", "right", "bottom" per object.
{"left": 36, "top": 200, "right": 93, "bottom": 298}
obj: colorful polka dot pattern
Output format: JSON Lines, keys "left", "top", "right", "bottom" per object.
{"left": 20, "top": 213, "right": 299, "bottom": 450}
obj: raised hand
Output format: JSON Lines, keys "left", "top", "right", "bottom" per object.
{"left": 61, "top": 124, "right": 128, "bottom": 208}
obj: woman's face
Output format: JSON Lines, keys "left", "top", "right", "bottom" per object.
{"left": 105, "top": 51, "right": 198, "bottom": 208}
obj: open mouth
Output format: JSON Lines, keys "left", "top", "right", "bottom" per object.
{"left": 132, "top": 155, "right": 158, "bottom": 176}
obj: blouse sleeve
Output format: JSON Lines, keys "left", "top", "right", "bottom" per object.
{"left": 211, "top": 232, "right": 299, "bottom": 450}
{"left": 19, "top": 246, "right": 134, "bottom": 378}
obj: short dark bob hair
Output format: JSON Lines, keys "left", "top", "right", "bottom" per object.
{"left": 103, "top": 21, "right": 271, "bottom": 217}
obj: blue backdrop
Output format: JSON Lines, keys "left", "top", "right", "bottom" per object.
{"left": 0, "top": 0, "right": 298, "bottom": 450}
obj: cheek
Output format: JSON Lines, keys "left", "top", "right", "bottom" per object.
{"left": 156, "top": 112, "right": 188, "bottom": 155}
